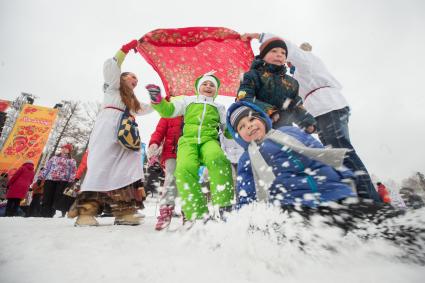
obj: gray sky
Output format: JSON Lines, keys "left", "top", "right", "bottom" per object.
{"left": 1, "top": 0, "right": 424, "bottom": 183}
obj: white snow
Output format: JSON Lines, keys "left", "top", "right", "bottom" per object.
{"left": 1, "top": 198, "right": 425, "bottom": 283}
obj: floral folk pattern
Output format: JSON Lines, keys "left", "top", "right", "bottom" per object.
{"left": 138, "top": 27, "right": 254, "bottom": 97}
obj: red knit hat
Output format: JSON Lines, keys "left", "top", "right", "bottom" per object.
{"left": 62, "top": 143, "right": 73, "bottom": 152}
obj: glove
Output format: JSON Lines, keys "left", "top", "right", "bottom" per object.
{"left": 148, "top": 144, "right": 160, "bottom": 157}
{"left": 121, "top": 39, "right": 139, "bottom": 54}
{"left": 146, "top": 84, "right": 162, "bottom": 104}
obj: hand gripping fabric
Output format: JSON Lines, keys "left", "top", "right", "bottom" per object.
{"left": 117, "top": 108, "right": 141, "bottom": 151}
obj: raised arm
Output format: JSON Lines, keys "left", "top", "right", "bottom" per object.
{"left": 103, "top": 40, "right": 139, "bottom": 90}
{"left": 146, "top": 84, "right": 187, "bottom": 118}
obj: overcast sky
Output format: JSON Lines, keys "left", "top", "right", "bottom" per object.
{"left": 1, "top": 0, "right": 424, "bottom": 183}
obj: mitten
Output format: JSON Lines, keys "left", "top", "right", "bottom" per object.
{"left": 146, "top": 84, "right": 162, "bottom": 104}
{"left": 121, "top": 39, "right": 138, "bottom": 54}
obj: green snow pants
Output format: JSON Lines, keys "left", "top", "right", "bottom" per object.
{"left": 175, "top": 138, "right": 234, "bottom": 220}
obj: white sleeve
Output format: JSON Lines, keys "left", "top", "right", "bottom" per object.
{"left": 135, "top": 102, "right": 154, "bottom": 116}
{"left": 284, "top": 39, "right": 314, "bottom": 72}
{"left": 217, "top": 103, "right": 228, "bottom": 129}
{"left": 103, "top": 57, "right": 121, "bottom": 90}
{"left": 170, "top": 96, "right": 189, "bottom": 117}
{"left": 285, "top": 39, "right": 343, "bottom": 89}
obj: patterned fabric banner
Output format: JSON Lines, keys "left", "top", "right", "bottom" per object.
{"left": 0, "top": 104, "right": 58, "bottom": 174}
{"left": 138, "top": 27, "right": 254, "bottom": 97}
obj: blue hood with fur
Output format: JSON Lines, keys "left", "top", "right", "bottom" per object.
{"left": 226, "top": 101, "right": 272, "bottom": 149}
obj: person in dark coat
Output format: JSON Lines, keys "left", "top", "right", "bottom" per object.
{"left": 6, "top": 161, "right": 35, "bottom": 216}
{"left": 237, "top": 35, "right": 316, "bottom": 132}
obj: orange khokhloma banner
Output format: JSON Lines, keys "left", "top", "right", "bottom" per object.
{"left": 0, "top": 104, "right": 58, "bottom": 174}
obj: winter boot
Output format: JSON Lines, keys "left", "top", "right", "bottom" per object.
{"left": 75, "top": 215, "right": 99, "bottom": 226}
{"left": 155, "top": 206, "right": 174, "bottom": 231}
{"left": 74, "top": 201, "right": 99, "bottom": 227}
{"left": 218, "top": 205, "right": 233, "bottom": 222}
{"left": 100, "top": 203, "right": 113, "bottom": 217}
{"left": 67, "top": 200, "right": 78, "bottom": 219}
{"left": 113, "top": 208, "right": 140, "bottom": 226}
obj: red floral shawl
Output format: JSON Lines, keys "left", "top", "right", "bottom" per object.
{"left": 137, "top": 27, "right": 254, "bottom": 97}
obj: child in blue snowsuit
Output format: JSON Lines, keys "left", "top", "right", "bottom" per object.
{"left": 226, "top": 101, "right": 356, "bottom": 209}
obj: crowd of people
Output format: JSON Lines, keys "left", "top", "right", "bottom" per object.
{"left": 1, "top": 32, "right": 423, "bottom": 231}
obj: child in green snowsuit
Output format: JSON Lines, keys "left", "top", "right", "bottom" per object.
{"left": 146, "top": 72, "right": 234, "bottom": 221}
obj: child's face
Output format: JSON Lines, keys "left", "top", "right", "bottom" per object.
{"left": 199, "top": 80, "right": 216, "bottom": 97}
{"left": 263, "top": 47, "right": 287, "bottom": 66}
{"left": 237, "top": 116, "right": 266, "bottom": 143}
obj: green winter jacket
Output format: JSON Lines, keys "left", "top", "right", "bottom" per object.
{"left": 152, "top": 94, "right": 229, "bottom": 144}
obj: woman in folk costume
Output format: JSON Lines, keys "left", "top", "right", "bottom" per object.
{"left": 146, "top": 72, "right": 234, "bottom": 225}
{"left": 72, "top": 39, "right": 153, "bottom": 226}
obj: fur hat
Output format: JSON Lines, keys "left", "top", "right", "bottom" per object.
{"left": 259, "top": 36, "right": 288, "bottom": 59}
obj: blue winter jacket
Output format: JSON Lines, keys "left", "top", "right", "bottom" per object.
{"left": 226, "top": 101, "right": 356, "bottom": 208}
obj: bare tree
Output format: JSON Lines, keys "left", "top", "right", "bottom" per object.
{"left": 417, "top": 172, "right": 425, "bottom": 193}
{"left": 401, "top": 171, "right": 425, "bottom": 197}
{"left": 50, "top": 101, "right": 101, "bottom": 159}
{"left": 50, "top": 101, "right": 80, "bottom": 157}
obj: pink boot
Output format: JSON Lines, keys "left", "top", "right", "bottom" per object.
{"left": 155, "top": 206, "right": 174, "bottom": 231}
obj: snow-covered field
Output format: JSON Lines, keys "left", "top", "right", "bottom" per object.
{"left": 1, "top": 198, "right": 425, "bottom": 283}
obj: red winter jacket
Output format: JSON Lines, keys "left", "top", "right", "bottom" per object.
{"left": 377, "top": 184, "right": 391, "bottom": 203}
{"left": 75, "top": 151, "right": 88, "bottom": 180}
{"left": 6, "top": 162, "right": 35, "bottom": 199}
{"left": 149, "top": 116, "right": 183, "bottom": 167}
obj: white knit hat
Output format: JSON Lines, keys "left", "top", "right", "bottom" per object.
{"left": 195, "top": 70, "right": 220, "bottom": 96}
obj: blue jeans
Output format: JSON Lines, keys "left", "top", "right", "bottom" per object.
{"left": 315, "top": 107, "right": 381, "bottom": 202}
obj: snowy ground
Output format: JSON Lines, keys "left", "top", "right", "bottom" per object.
{"left": 1, "top": 197, "right": 425, "bottom": 283}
